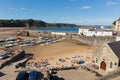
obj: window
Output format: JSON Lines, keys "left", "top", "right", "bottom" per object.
{"left": 96, "top": 58, "right": 98, "bottom": 63}
{"left": 110, "top": 62, "right": 113, "bottom": 68}
{"left": 118, "top": 21, "right": 120, "bottom": 24}
{"left": 115, "top": 63, "right": 117, "bottom": 65}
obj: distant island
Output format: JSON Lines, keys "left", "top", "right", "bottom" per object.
{"left": 0, "top": 19, "right": 78, "bottom": 28}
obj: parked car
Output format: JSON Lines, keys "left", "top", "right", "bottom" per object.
{"left": 0, "top": 53, "right": 8, "bottom": 59}
{"left": 47, "top": 73, "right": 54, "bottom": 80}
{"left": 29, "top": 70, "right": 37, "bottom": 80}
{"left": 16, "top": 71, "right": 28, "bottom": 80}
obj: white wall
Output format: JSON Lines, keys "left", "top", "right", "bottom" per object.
{"left": 86, "top": 31, "right": 95, "bottom": 36}
{"left": 95, "top": 31, "right": 112, "bottom": 36}
{"left": 51, "top": 32, "right": 66, "bottom": 35}
{"left": 78, "top": 28, "right": 89, "bottom": 35}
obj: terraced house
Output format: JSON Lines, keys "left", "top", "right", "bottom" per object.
{"left": 113, "top": 17, "right": 120, "bottom": 31}
{"left": 93, "top": 41, "right": 120, "bottom": 72}
{"left": 78, "top": 27, "right": 113, "bottom": 36}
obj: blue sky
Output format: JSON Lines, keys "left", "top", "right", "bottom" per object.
{"left": 0, "top": 0, "right": 120, "bottom": 25}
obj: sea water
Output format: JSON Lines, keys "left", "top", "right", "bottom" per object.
{"left": 31, "top": 27, "right": 79, "bottom": 33}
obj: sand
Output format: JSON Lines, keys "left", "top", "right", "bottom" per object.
{"left": 0, "top": 27, "right": 25, "bottom": 37}
{"left": 0, "top": 27, "right": 97, "bottom": 67}
{"left": 24, "top": 39, "right": 96, "bottom": 59}
{"left": 57, "top": 69, "right": 96, "bottom": 80}
{"left": 22, "top": 39, "right": 97, "bottom": 67}
{"left": 0, "top": 28, "right": 98, "bottom": 80}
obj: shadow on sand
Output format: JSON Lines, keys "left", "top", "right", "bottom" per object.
{"left": 0, "top": 71, "right": 5, "bottom": 77}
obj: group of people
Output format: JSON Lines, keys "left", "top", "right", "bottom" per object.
{"left": 25, "top": 58, "right": 49, "bottom": 69}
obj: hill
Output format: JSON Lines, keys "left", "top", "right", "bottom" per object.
{"left": 0, "top": 19, "right": 78, "bottom": 27}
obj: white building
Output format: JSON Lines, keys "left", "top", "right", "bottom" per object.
{"left": 78, "top": 28, "right": 113, "bottom": 36}
{"left": 94, "top": 29, "right": 113, "bottom": 36}
{"left": 78, "top": 28, "right": 89, "bottom": 36}
{"left": 86, "top": 30, "right": 95, "bottom": 36}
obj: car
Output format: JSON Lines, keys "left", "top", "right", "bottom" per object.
{"left": 0, "top": 53, "right": 8, "bottom": 59}
{"left": 16, "top": 71, "right": 28, "bottom": 80}
{"left": 47, "top": 73, "right": 54, "bottom": 80}
{"left": 29, "top": 70, "right": 37, "bottom": 80}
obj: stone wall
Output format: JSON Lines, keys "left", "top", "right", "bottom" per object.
{"left": 76, "top": 36, "right": 116, "bottom": 46}
{"left": 95, "top": 68, "right": 120, "bottom": 80}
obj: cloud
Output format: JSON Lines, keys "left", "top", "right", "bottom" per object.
{"left": 9, "top": 7, "right": 28, "bottom": 11}
{"left": 80, "top": 6, "right": 92, "bottom": 9}
{"left": 106, "top": 1, "right": 118, "bottom": 6}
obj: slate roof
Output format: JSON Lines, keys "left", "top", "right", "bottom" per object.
{"left": 108, "top": 41, "right": 120, "bottom": 59}
{"left": 89, "top": 28, "right": 112, "bottom": 32}
{"left": 117, "top": 17, "right": 120, "bottom": 21}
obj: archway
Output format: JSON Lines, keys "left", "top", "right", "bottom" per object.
{"left": 100, "top": 61, "right": 106, "bottom": 70}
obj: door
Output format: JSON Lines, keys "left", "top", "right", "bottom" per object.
{"left": 100, "top": 61, "right": 106, "bottom": 70}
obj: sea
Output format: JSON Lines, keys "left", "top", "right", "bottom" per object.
{"left": 32, "top": 27, "right": 79, "bottom": 33}
{"left": 31, "top": 26, "right": 110, "bottom": 33}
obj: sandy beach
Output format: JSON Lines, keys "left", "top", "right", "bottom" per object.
{"left": 0, "top": 27, "right": 97, "bottom": 61}
{"left": 0, "top": 28, "right": 98, "bottom": 80}
{"left": 0, "top": 27, "right": 25, "bottom": 37}
{"left": 24, "top": 39, "right": 96, "bottom": 59}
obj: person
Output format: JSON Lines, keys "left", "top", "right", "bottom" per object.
{"left": 15, "top": 64, "right": 19, "bottom": 69}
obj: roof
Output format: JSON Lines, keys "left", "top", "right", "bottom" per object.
{"left": 88, "top": 28, "right": 112, "bottom": 32}
{"left": 108, "top": 41, "right": 120, "bottom": 59}
{"left": 95, "top": 29, "right": 112, "bottom": 32}
{"left": 117, "top": 17, "right": 120, "bottom": 21}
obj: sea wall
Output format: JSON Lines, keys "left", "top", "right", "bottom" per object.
{"left": 71, "top": 36, "right": 116, "bottom": 46}
{"left": 17, "top": 30, "right": 116, "bottom": 46}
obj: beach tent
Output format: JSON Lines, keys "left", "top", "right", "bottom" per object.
{"left": 79, "top": 60, "right": 85, "bottom": 64}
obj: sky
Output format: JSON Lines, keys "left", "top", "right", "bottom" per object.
{"left": 0, "top": 0, "right": 120, "bottom": 25}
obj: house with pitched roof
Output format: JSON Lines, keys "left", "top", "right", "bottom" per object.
{"left": 93, "top": 41, "right": 120, "bottom": 72}
{"left": 113, "top": 17, "right": 120, "bottom": 31}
